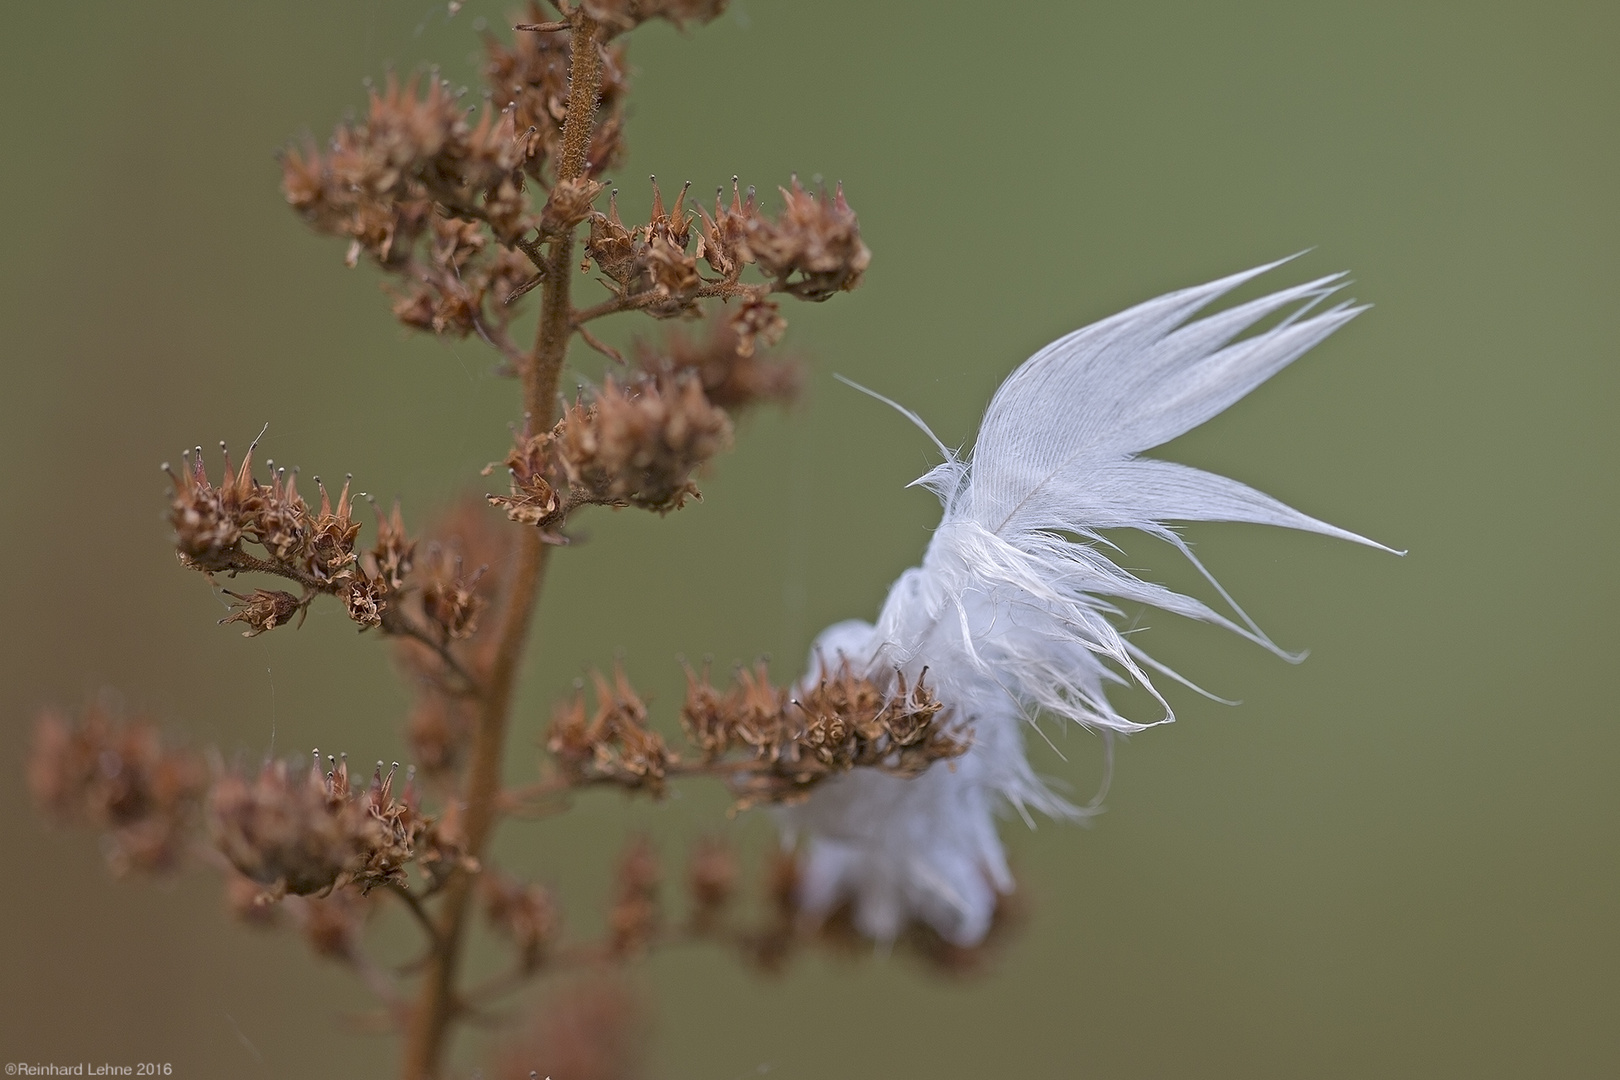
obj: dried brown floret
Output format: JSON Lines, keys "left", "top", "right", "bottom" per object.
{"left": 608, "top": 835, "right": 661, "bottom": 957}
{"left": 694, "top": 177, "right": 758, "bottom": 281}
{"left": 542, "top": 175, "right": 607, "bottom": 235}
{"left": 685, "top": 835, "right": 737, "bottom": 929}
{"left": 407, "top": 695, "right": 477, "bottom": 780}
{"left": 674, "top": 659, "right": 969, "bottom": 808}
{"left": 221, "top": 588, "right": 305, "bottom": 637}
{"left": 344, "top": 573, "right": 389, "bottom": 630}
{"left": 486, "top": 420, "right": 563, "bottom": 530}
{"left": 28, "top": 704, "right": 206, "bottom": 876}
{"left": 210, "top": 752, "right": 429, "bottom": 896}
{"left": 419, "top": 545, "right": 488, "bottom": 641}
{"left": 242, "top": 464, "right": 311, "bottom": 562}
{"left": 305, "top": 476, "right": 362, "bottom": 584}
{"left": 583, "top": 190, "right": 641, "bottom": 289}
{"left": 636, "top": 310, "right": 800, "bottom": 410}
{"left": 743, "top": 177, "right": 871, "bottom": 300}
{"left": 547, "top": 666, "right": 671, "bottom": 792}
{"left": 482, "top": 872, "right": 561, "bottom": 971}
{"left": 367, "top": 498, "right": 417, "bottom": 590}
{"left": 165, "top": 444, "right": 253, "bottom": 564}
{"left": 555, "top": 372, "right": 733, "bottom": 513}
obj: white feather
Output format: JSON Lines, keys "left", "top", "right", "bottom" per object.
{"left": 781, "top": 260, "right": 1398, "bottom": 947}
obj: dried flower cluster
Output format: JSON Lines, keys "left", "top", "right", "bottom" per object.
{"left": 634, "top": 311, "right": 800, "bottom": 407}
{"left": 540, "top": 658, "right": 968, "bottom": 808}
{"left": 482, "top": 872, "right": 562, "bottom": 972}
{"left": 29, "top": 704, "right": 205, "bottom": 875}
{"left": 489, "top": 369, "right": 732, "bottom": 536}
{"left": 582, "top": 176, "right": 869, "bottom": 322}
{"left": 211, "top": 754, "right": 450, "bottom": 898}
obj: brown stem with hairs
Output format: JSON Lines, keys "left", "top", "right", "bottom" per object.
{"left": 400, "top": 14, "right": 602, "bottom": 1080}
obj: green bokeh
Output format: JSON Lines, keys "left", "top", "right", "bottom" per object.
{"left": 1, "top": 2, "right": 1615, "bottom": 1077}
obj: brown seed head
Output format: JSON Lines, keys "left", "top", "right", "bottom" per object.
{"left": 547, "top": 665, "right": 670, "bottom": 791}
{"left": 221, "top": 589, "right": 305, "bottom": 637}
{"left": 305, "top": 476, "right": 362, "bottom": 584}
{"left": 419, "top": 545, "right": 488, "bottom": 640}
{"left": 367, "top": 498, "right": 417, "bottom": 590}
{"left": 482, "top": 872, "right": 561, "bottom": 972}
{"left": 28, "top": 704, "right": 206, "bottom": 875}
{"left": 637, "top": 310, "right": 801, "bottom": 409}
{"left": 694, "top": 177, "right": 758, "bottom": 281}
{"left": 209, "top": 755, "right": 355, "bottom": 896}
{"left": 210, "top": 753, "right": 428, "bottom": 896}
{"left": 556, "top": 372, "right": 733, "bottom": 514}
{"left": 609, "top": 835, "right": 661, "bottom": 957}
{"left": 685, "top": 835, "right": 737, "bottom": 918}
{"left": 542, "top": 175, "right": 607, "bottom": 236}
{"left": 744, "top": 178, "right": 871, "bottom": 300}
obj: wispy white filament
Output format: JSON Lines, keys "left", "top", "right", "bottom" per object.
{"left": 781, "top": 258, "right": 1398, "bottom": 947}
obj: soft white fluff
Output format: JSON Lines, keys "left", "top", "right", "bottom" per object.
{"left": 780, "top": 259, "right": 1396, "bottom": 947}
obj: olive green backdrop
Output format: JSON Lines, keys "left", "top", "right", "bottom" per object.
{"left": 1, "top": 2, "right": 1614, "bottom": 1077}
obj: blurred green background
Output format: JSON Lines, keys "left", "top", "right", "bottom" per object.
{"left": 2, "top": 1, "right": 1615, "bottom": 1077}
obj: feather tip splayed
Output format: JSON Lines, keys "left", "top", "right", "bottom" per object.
{"left": 784, "top": 258, "right": 1399, "bottom": 947}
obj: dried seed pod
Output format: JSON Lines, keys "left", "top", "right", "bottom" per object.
{"left": 482, "top": 873, "right": 561, "bottom": 971}
{"left": 221, "top": 589, "right": 305, "bottom": 637}
{"left": 636, "top": 308, "right": 800, "bottom": 410}
{"left": 743, "top": 177, "right": 871, "bottom": 300}
{"left": 556, "top": 372, "right": 733, "bottom": 513}
{"left": 28, "top": 704, "right": 206, "bottom": 876}
{"left": 608, "top": 835, "right": 661, "bottom": 957}
{"left": 686, "top": 836, "right": 737, "bottom": 921}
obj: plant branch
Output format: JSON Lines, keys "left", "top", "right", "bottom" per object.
{"left": 572, "top": 280, "right": 766, "bottom": 325}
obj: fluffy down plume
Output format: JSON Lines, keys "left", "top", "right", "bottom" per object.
{"left": 781, "top": 258, "right": 1399, "bottom": 947}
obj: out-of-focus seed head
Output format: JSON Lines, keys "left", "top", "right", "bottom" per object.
{"left": 28, "top": 704, "right": 206, "bottom": 876}
{"left": 407, "top": 695, "right": 476, "bottom": 781}
{"left": 209, "top": 756, "right": 354, "bottom": 896}
{"left": 491, "top": 979, "right": 646, "bottom": 1080}
{"left": 295, "top": 888, "right": 373, "bottom": 962}
{"left": 367, "top": 498, "right": 417, "bottom": 590}
{"left": 637, "top": 310, "right": 801, "bottom": 409}
{"left": 210, "top": 753, "right": 428, "bottom": 896}
{"left": 685, "top": 835, "right": 737, "bottom": 922}
{"left": 482, "top": 872, "right": 561, "bottom": 972}
{"left": 420, "top": 545, "right": 488, "bottom": 641}
{"left": 609, "top": 835, "right": 661, "bottom": 957}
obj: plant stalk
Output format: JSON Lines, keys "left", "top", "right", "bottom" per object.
{"left": 400, "top": 14, "right": 602, "bottom": 1080}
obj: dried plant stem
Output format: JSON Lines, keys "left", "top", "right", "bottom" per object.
{"left": 401, "top": 16, "right": 602, "bottom": 1080}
